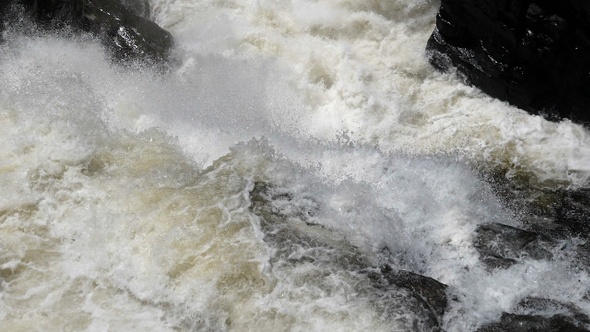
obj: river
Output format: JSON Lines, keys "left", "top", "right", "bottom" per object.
{"left": 1, "top": 0, "right": 590, "bottom": 330}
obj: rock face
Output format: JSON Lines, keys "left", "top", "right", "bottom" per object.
{"left": 427, "top": 0, "right": 590, "bottom": 123}
{"left": 2, "top": 0, "right": 173, "bottom": 63}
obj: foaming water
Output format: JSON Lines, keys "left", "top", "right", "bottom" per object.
{"left": 152, "top": 0, "right": 590, "bottom": 187}
{"left": 1, "top": 0, "right": 590, "bottom": 331}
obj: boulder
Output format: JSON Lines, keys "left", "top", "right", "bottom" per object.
{"left": 118, "top": 0, "right": 150, "bottom": 18}
{"left": 3, "top": 0, "right": 173, "bottom": 63}
{"left": 474, "top": 222, "right": 555, "bottom": 269}
{"left": 427, "top": 0, "right": 590, "bottom": 124}
{"left": 368, "top": 265, "right": 449, "bottom": 320}
{"left": 250, "top": 181, "right": 449, "bottom": 331}
{"left": 476, "top": 297, "right": 590, "bottom": 331}
{"left": 477, "top": 313, "right": 589, "bottom": 332}
{"left": 483, "top": 171, "right": 590, "bottom": 272}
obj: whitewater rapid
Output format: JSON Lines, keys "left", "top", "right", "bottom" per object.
{"left": 1, "top": 0, "right": 590, "bottom": 331}
{"left": 151, "top": 0, "right": 590, "bottom": 185}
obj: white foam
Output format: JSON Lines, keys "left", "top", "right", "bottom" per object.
{"left": 152, "top": 0, "right": 590, "bottom": 187}
{"left": 1, "top": 0, "right": 590, "bottom": 330}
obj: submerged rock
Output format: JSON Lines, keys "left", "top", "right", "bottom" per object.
{"left": 476, "top": 297, "right": 590, "bottom": 331}
{"left": 3, "top": 0, "right": 173, "bottom": 63}
{"left": 481, "top": 170, "right": 590, "bottom": 271}
{"left": 517, "top": 297, "right": 590, "bottom": 326}
{"left": 551, "top": 189, "right": 590, "bottom": 239}
{"left": 477, "top": 313, "right": 589, "bottom": 332}
{"left": 249, "top": 181, "right": 449, "bottom": 331}
{"left": 474, "top": 222, "right": 555, "bottom": 269}
{"left": 367, "top": 265, "right": 449, "bottom": 329}
{"left": 474, "top": 171, "right": 590, "bottom": 329}
{"left": 426, "top": 0, "right": 590, "bottom": 124}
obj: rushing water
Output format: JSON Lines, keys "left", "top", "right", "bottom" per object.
{"left": 1, "top": 0, "right": 590, "bottom": 331}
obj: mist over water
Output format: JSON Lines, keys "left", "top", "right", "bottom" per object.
{"left": 1, "top": 0, "right": 590, "bottom": 331}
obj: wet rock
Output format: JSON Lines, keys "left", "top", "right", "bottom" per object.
{"left": 369, "top": 265, "right": 449, "bottom": 319}
{"left": 476, "top": 297, "right": 590, "bottom": 331}
{"left": 474, "top": 222, "right": 555, "bottom": 269}
{"left": 118, "top": 0, "right": 150, "bottom": 18}
{"left": 477, "top": 313, "right": 589, "bottom": 332}
{"left": 427, "top": 0, "right": 590, "bottom": 124}
{"left": 516, "top": 297, "right": 590, "bottom": 326}
{"left": 483, "top": 170, "right": 590, "bottom": 271}
{"left": 250, "top": 181, "right": 320, "bottom": 224}
{"left": 250, "top": 181, "right": 449, "bottom": 331}
{"left": 551, "top": 189, "right": 590, "bottom": 239}
{"left": 5, "top": 0, "right": 173, "bottom": 63}
{"left": 0, "top": 2, "right": 15, "bottom": 41}
{"left": 250, "top": 181, "right": 367, "bottom": 269}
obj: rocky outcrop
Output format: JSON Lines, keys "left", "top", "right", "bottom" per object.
{"left": 427, "top": 0, "right": 590, "bottom": 124}
{"left": 2, "top": 0, "right": 173, "bottom": 63}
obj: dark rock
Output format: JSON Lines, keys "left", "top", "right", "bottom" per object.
{"left": 482, "top": 169, "right": 590, "bottom": 272}
{"left": 516, "top": 297, "right": 590, "bottom": 326}
{"left": 474, "top": 222, "right": 555, "bottom": 269}
{"left": 482, "top": 169, "right": 590, "bottom": 238}
{"left": 477, "top": 313, "right": 589, "bottom": 332}
{"left": 363, "top": 265, "right": 448, "bottom": 331}
{"left": 4, "top": 0, "right": 173, "bottom": 63}
{"left": 118, "top": 0, "right": 150, "bottom": 18}
{"left": 476, "top": 297, "right": 590, "bottom": 331}
{"left": 0, "top": 2, "right": 15, "bottom": 40}
{"left": 370, "top": 265, "right": 449, "bottom": 319}
{"left": 105, "top": 13, "right": 174, "bottom": 62}
{"left": 427, "top": 0, "right": 590, "bottom": 124}
{"left": 250, "top": 181, "right": 448, "bottom": 331}
{"left": 551, "top": 188, "right": 590, "bottom": 238}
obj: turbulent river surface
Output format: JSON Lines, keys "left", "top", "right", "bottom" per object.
{"left": 2, "top": 0, "right": 590, "bottom": 331}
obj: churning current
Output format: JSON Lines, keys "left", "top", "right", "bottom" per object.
{"left": 1, "top": 0, "right": 590, "bottom": 331}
